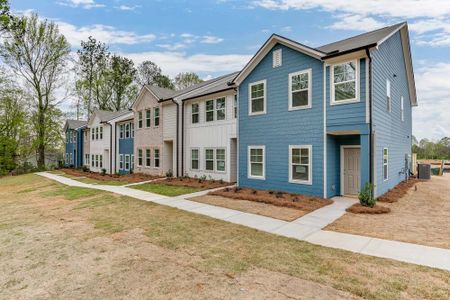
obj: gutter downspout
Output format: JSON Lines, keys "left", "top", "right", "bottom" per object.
{"left": 170, "top": 99, "right": 180, "bottom": 177}
{"left": 181, "top": 101, "right": 185, "bottom": 177}
{"left": 106, "top": 122, "right": 113, "bottom": 175}
{"left": 365, "top": 48, "right": 373, "bottom": 185}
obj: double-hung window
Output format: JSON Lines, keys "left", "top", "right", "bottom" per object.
{"left": 91, "top": 154, "right": 94, "bottom": 167}
{"left": 119, "top": 154, "right": 124, "bottom": 169}
{"left": 95, "top": 127, "right": 99, "bottom": 140}
{"left": 119, "top": 124, "right": 124, "bottom": 139}
{"left": 95, "top": 154, "right": 99, "bottom": 167}
{"left": 145, "top": 149, "right": 151, "bottom": 167}
{"left": 191, "top": 103, "right": 199, "bottom": 124}
{"left": 146, "top": 109, "right": 151, "bottom": 127}
{"left": 289, "top": 69, "right": 311, "bottom": 110}
{"left": 205, "top": 100, "right": 214, "bottom": 122}
{"left": 91, "top": 128, "right": 94, "bottom": 140}
{"left": 205, "top": 149, "right": 214, "bottom": 171}
{"left": 154, "top": 149, "right": 160, "bottom": 168}
{"left": 386, "top": 79, "right": 391, "bottom": 112}
{"left": 131, "top": 123, "right": 134, "bottom": 137}
{"left": 73, "top": 132, "right": 77, "bottom": 143}
{"left": 99, "top": 155, "right": 103, "bottom": 168}
{"left": 289, "top": 145, "right": 312, "bottom": 184}
{"left": 248, "top": 146, "right": 265, "bottom": 179}
{"left": 138, "top": 149, "right": 143, "bottom": 166}
{"left": 70, "top": 153, "right": 73, "bottom": 165}
{"left": 125, "top": 123, "right": 130, "bottom": 138}
{"left": 154, "top": 107, "right": 160, "bottom": 127}
{"left": 138, "top": 111, "right": 143, "bottom": 128}
{"left": 401, "top": 96, "right": 404, "bottom": 121}
{"left": 216, "top": 97, "right": 226, "bottom": 120}
{"left": 125, "top": 155, "right": 130, "bottom": 171}
{"left": 191, "top": 149, "right": 199, "bottom": 170}
{"left": 216, "top": 149, "right": 226, "bottom": 172}
{"left": 99, "top": 127, "right": 103, "bottom": 139}
{"left": 131, "top": 154, "right": 134, "bottom": 170}
{"left": 249, "top": 80, "right": 266, "bottom": 115}
{"left": 383, "top": 148, "right": 389, "bottom": 181}
{"left": 234, "top": 95, "right": 238, "bottom": 118}
{"left": 331, "top": 60, "right": 358, "bottom": 104}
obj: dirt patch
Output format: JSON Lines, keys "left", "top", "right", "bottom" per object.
{"left": 326, "top": 174, "right": 450, "bottom": 249}
{"left": 209, "top": 187, "right": 332, "bottom": 213}
{"left": 189, "top": 195, "right": 307, "bottom": 221}
{"left": 60, "top": 168, "right": 162, "bottom": 183}
{"left": 346, "top": 203, "right": 391, "bottom": 214}
{"left": 378, "top": 178, "right": 419, "bottom": 203}
{"left": 161, "top": 176, "right": 231, "bottom": 189}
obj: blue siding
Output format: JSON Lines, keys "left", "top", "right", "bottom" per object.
{"left": 372, "top": 31, "right": 412, "bottom": 197}
{"left": 65, "top": 129, "right": 74, "bottom": 167}
{"left": 238, "top": 44, "right": 325, "bottom": 196}
{"left": 65, "top": 128, "right": 84, "bottom": 168}
{"left": 118, "top": 121, "right": 134, "bottom": 174}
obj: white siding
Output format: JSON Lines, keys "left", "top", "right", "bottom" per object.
{"left": 88, "top": 114, "right": 111, "bottom": 174}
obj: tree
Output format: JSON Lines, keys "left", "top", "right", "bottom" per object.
{"left": 108, "top": 54, "right": 137, "bottom": 111}
{"left": 174, "top": 72, "right": 203, "bottom": 90}
{"left": 0, "top": 0, "right": 11, "bottom": 33}
{"left": 136, "top": 60, "right": 162, "bottom": 86}
{"left": 0, "top": 13, "right": 70, "bottom": 169}
{"left": 154, "top": 74, "right": 175, "bottom": 90}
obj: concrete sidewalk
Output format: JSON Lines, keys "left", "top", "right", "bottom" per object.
{"left": 37, "top": 172, "right": 450, "bottom": 271}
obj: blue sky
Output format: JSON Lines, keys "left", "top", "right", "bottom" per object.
{"left": 10, "top": 0, "right": 450, "bottom": 140}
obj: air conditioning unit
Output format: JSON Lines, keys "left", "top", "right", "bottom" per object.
{"left": 417, "top": 164, "right": 431, "bottom": 180}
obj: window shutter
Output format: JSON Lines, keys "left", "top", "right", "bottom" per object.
{"left": 273, "top": 49, "right": 282, "bottom": 68}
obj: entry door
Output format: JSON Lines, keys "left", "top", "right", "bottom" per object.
{"left": 343, "top": 147, "right": 360, "bottom": 195}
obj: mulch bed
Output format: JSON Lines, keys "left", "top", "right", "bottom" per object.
{"left": 346, "top": 203, "right": 391, "bottom": 214}
{"left": 60, "top": 168, "right": 162, "bottom": 183}
{"left": 161, "top": 177, "right": 232, "bottom": 189}
{"left": 377, "top": 178, "right": 419, "bottom": 203}
{"left": 209, "top": 187, "right": 333, "bottom": 212}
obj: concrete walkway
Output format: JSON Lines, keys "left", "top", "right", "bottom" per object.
{"left": 37, "top": 172, "right": 450, "bottom": 271}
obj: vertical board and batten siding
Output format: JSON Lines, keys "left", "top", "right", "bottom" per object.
{"left": 238, "top": 43, "right": 324, "bottom": 196}
{"left": 117, "top": 120, "right": 134, "bottom": 174}
{"left": 372, "top": 31, "right": 413, "bottom": 197}
{"left": 183, "top": 91, "right": 237, "bottom": 182}
{"left": 82, "top": 128, "right": 90, "bottom": 166}
{"left": 65, "top": 129, "right": 74, "bottom": 166}
{"left": 162, "top": 101, "right": 178, "bottom": 175}
{"left": 76, "top": 127, "right": 84, "bottom": 168}
{"left": 65, "top": 128, "right": 84, "bottom": 168}
{"left": 89, "top": 114, "right": 111, "bottom": 173}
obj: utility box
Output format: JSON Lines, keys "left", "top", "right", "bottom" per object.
{"left": 417, "top": 164, "right": 431, "bottom": 180}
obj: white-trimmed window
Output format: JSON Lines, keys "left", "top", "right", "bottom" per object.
{"left": 91, "top": 154, "right": 94, "bottom": 167}
{"left": 154, "top": 107, "right": 160, "bottom": 127}
{"left": 99, "top": 155, "right": 103, "bottom": 168}
{"left": 146, "top": 109, "right": 151, "bottom": 127}
{"left": 331, "top": 60, "right": 358, "bottom": 104}
{"left": 95, "top": 127, "right": 99, "bottom": 140}
{"left": 192, "top": 103, "right": 199, "bottom": 124}
{"left": 234, "top": 94, "right": 238, "bottom": 118}
{"left": 138, "top": 149, "right": 143, "bottom": 166}
{"left": 154, "top": 149, "right": 160, "bottom": 168}
{"left": 70, "top": 153, "right": 73, "bottom": 165}
{"left": 145, "top": 149, "right": 151, "bottom": 167}
{"left": 73, "top": 131, "right": 77, "bottom": 143}
{"left": 289, "top": 145, "right": 312, "bottom": 184}
{"left": 65, "top": 153, "right": 68, "bottom": 164}
{"left": 249, "top": 80, "right": 266, "bottom": 115}
{"left": 205, "top": 149, "right": 214, "bottom": 171}
{"left": 125, "top": 155, "right": 130, "bottom": 171}
{"left": 131, "top": 122, "right": 134, "bottom": 137}
{"left": 216, "top": 97, "right": 226, "bottom": 120}
{"left": 119, "top": 154, "right": 124, "bottom": 169}
{"left": 216, "top": 148, "right": 226, "bottom": 172}
{"left": 191, "top": 149, "right": 199, "bottom": 170}
{"left": 273, "top": 48, "right": 282, "bottom": 68}
{"left": 401, "top": 96, "right": 404, "bottom": 121}
{"left": 383, "top": 148, "right": 389, "bottom": 181}
{"left": 289, "top": 69, "right": 312, "bottom": 110}
{"left": 205, "top": 100, "right": 214, "bottom": 122}
{"left": 386, "top": 79, "right": 391, "bottom": 112}
{"left": 138, "top": 111, "right": 143, "bottom": 128}
{"left": 99, "top": 127, "right": 103, "bottom": 139}
{"left": 248, "top": 146, "right": 265, "bottom": 179}
{"left": 119, "top": 124, "right": 124, "bottom": 139}
{"left": 126, "top": 123, "right": 131, "bottom": 138}
{"left": 91, "top": 128, "right": 94, "bottom": 140}
{"left": 131, "top": 154, "right": 134, "bottom": 170}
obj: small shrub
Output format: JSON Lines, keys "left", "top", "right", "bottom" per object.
{"left": 292, "top": 197, "right": 299, "bottom": 202}
{"left": 268, "top": 190, "right": 274, "bottom": 195}
{"left": 165, "top": 169, "right": 173, "bottom": 178}
{"left": 359, "top": 182, "right": 376, "bottom": 207}
{"left": 198, "top": 175, "right": 207, "bottom": 183}
{"left": 233, "top": 187, "right": 241, "bottom": 193}
{"left": 251, "top": 189, "right": 257, "bottom": 195}
{"left": 224, "top": 187, "right": 230, "bottom": 192}
{"left": 82, "top": 165, "right": 90, "bottom": 172}
{"left": 219, "top": 179, "right": 224, "bottom": 184}
{"left": 275, "top": 191, "right": 284, "bottom": 198}
{"left": 101, "top": 168, "right": 106, "bottom": 176}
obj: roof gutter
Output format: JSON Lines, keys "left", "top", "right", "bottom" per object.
{"left": 181, "top": 87, "right": 235, "bottom": 102}
{"left": 322, "top": 43, "right": 377, "bottom": 60}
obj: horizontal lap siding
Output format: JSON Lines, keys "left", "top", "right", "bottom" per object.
{"left": 372, "top": 31, "right": 413, "bottom": 197}
{"left": 238, "top": 44, "right": 324, "bottom": 196}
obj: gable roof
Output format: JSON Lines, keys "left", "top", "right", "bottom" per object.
{"left": 88, "top": 110, "right": 130, "bottom": 126}
{"left": 177, "top": 72, "right": 239, "bottom": 101}
{"left": 64, "top": 119, "right": 87, "bottom": 131}
{"left": 146, "top": 85, "right": 177, "bottom": 100}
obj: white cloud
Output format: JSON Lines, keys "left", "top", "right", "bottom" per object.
{"left": 328, "top": 14, "right": 386, "bottom": 31}
{"left": 200, "top": 35, "right": 224, "bottom": 44}
{"left": 157, "top": 43, "right": 187, "bottom": 50}
{"left": 409, "top": 19, "right": 450, "bottom": 46}
{"left": 280, "top": 26, "right": 292, "bottom": 32}
{"left": 56, "top": 21, "right": 156, "bottom": 46}
{"left": 115, "top": 5, "right": 141, "bottom": 11}
{"left": 57, "top": 0, "right": 105, "bottom": 9}
{"left": 180, "top": 33, "right": 224, "bottom": 44}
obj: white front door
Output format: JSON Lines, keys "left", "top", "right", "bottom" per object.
{"left": 343, "top": 147, "right": 360, "bottom": 195}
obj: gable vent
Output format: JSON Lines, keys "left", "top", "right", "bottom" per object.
{"left": 273, "top": 49, "right": 282, "bottom": 68}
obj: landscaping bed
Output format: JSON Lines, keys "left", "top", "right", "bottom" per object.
{"left": 377, "top": 178, "right": 419, "bottom": 203}
{"left": 60, "top": 168, "right": 162, "bottom": 183}
{"left": 346, "top": 203, "right": 391, "bottom": 214}
{"left": 159, "top": 176, "right": 232, "bottom": 189}
{"left": 209, "top": 187, "right": 332, "bottom": 213}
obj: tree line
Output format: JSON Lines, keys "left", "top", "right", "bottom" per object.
{"left": 0, "top": 0, "right": 203, "bottom": 174}
{"left": 413, "top": 136, "right": 450, "bottom": 160}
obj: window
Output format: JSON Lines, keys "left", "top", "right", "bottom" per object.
{"left": 70, "top": 153, "right": 73, "bottom": 165}
{"left": 95, "top": 154, "right": 99, "bottom": 167}
{"left": 146, "top": 149, "right": 151, "bottom": 167}
{"left": 119, "top": 154, "right": 124, "bottom": 169}
{"left": 99, "top": 155, "right": 103, "bottom": 168}
{"left": 85, "top": 154, "right": 89, "bottom": 165}
{"left": 154, "top": 107, "right": 160, "bottom": 127}
{"left": 119, "top": 124, "right": 124, "bottom": 139}
{"left": 138, "top": 149, "right": 143, "bottom": 166}
{"left": 65, "top": 153, "right": 68, "bottom": 164}
{"left": 125, "top": 155, "right": 130, "bottom": 171}
{"left": 91, "top": 154, "right": 94, "bottom": 167}
{"left": 289, "top": 145, "right": 312, "bottom": 184}
{"left": 73, "top": 132, "right": 77, "bottom": 143}
{"left": 248, "top": 146, "right": 265, "bottom": 179}
{"left": 95, "top": 127, "right": 99, "bottom": 140}
{"left": 138, "top": 111, "right": 143, "bottom": 128}
{"left": 332, "top": 60, "right": 358, "bottom": 104}
{"left": 191, "top": 149, "right": 199, "bottom": 170}
{"left": 383, "top": 148, "right": 389, "bottom": 181}
{"left": 99, "top": 127, "right": 103, "bottom": 139}
{"left": 289, "top": 69, "right": 311, "bottom": 110}
{"left": 234, "top": 95, "right": 238, "bottom": 118}
{"left": 216, "top": 148, "right": 226, "bottom": 172}
{"left": 191, "top": 103, "right": 199, "bottom": 124}
{"left": 205, "top": 149, "right": 214, "bottom": 171}
{"left": 273, "top": 48, "right": 282, "bottom": 68}
{"left": 206, "top": 100, "right": 214, "bottom": 122}
{"left": 146, "top": 109, "right": 151, "bottom": 127}
{"left": 401, "top": 96, "right": 404, "bottom": 121}
{"left": 131, "top": 154, "right": 134, "bottom": 170}
{"left": 386, "top": 79, "right": 391, "bottom": 112}
{"left": 154, "top": 149, "right": 160, "bottom": 168}
{"left": 131, "top": 122, "right": 134, "bottom": 138}
{"left": 216, "top": 97, "right": 226, "bottom": 120}
{"left": 125, "top": 123, "right": 130, "bottom": 138}
{"left": 249, "top": 80, "right": 266, "bottom": 115}
{"left": 91, "top": 128, "right": 94, "bottom": 140}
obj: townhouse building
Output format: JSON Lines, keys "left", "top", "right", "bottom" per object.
{"left": 63, "top": 119, "right": 87, "bottom": 168}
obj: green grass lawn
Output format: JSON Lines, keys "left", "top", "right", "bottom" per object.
{"left": 130, "top": 183, "right": 203, "bottom": 196}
